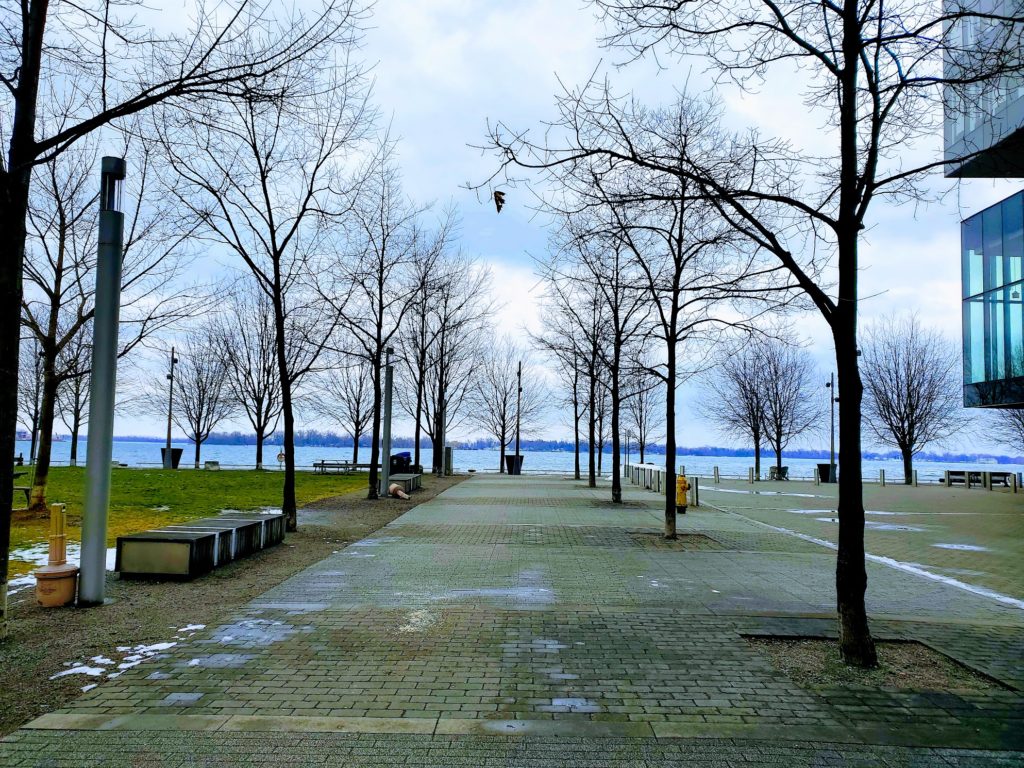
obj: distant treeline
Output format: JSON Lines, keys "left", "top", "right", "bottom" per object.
{"left": 97, "top": 430, "right": 1024, "bottom": 464}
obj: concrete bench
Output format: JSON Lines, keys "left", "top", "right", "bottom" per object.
{"left": 389, "top": 473, "right": 422, "bottom": 493}
{"left": 116, "top": 512, "right": 285, "bottom": 580}
{"left": 204, "top": 461, "right": 220, "bottom": 471}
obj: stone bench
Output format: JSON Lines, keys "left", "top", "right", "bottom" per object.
{"left": 116, "top": 512, "right": 285, "bottom": 580}
{"left": 389, "top": 473, "right": 422, "bottom": 493}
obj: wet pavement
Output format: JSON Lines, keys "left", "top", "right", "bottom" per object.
{"left": 2, "top": 474, "right": 1022, "bottom": 766}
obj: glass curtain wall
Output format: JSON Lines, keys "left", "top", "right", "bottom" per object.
{"left": 963, "top": 190, "right": 1024, "bottom": 406}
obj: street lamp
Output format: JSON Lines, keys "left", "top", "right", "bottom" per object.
{"left": 380, "top": 346, "right": 394, "bottom": 497}
{"left": 824, "top": 373, "right": 839, "bottom": 482}
{"left": 163, "top": 346, "right": 178, "bottom": 469}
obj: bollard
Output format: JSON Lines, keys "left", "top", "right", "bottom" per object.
{"left": 984, "top": 471, "right": 992, "bottom": 491}
{"left": 679, "top": 464, "right": 686, "bottom": 476}
{"left": 965, "top": 472, "right": 971, "bottom": 490}
{"left": 1014, "top": 473, "right": 1019, "bottom": 494}
{"left": 713, "top": 465, "right": 720, "bottom": 484}
{"left": 35, "top": 504, "right": 80, "bottom": 607}
{"left": 880, "top": 469, "right": 885, "bottom": 487}
{"left": 748, "top": 467, "right": 755, "bottom": 484}
{"left": 690, "top": 476, "right": 700, "bottom": 507}
{"left": 813, "top": 466, "right": 820, "bottom": 486}
{"left": 944, "top": 470, "right": 950, "bottom": 488}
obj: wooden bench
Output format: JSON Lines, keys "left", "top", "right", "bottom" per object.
{"left": 389, "top": 473, "right": 422, "bottom": 494}
{"left": 13, "top": 468, "right": 29, "bottom": 506}
{"left": 945, "top": 470, "right": 1013, "bottom": 488}
{"left": 768, "top": 466, "right": 789, "bottom": 481}
{"left": 314, "top": 459, "right": 352, "bottom": 474}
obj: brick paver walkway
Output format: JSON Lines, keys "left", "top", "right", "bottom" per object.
{"left": 2, "top": 474, "right": 1022, "bottom": 766}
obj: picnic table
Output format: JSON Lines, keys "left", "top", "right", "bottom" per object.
{"left": 945, "top": 470, "right": 1014, "bottom": 488}
{"left": 13, "top": 467, "right": 29, "bottom": 506}
{"left": 313, "top": 460, "right": 380, "bottom": 474}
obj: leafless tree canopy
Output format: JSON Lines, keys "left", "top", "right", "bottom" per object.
{"left": 758, "top": 339, "right": 822, "bottom": 471}
{"left": 147, "top": 329, "right": 235, "bottom": 469}
{"left": 310, "top": 354, "right": 374, "bottom": 464}
{"left": 469, "top": 341, "right": 547, "bottom": 472}
{"left": 989, "top": 408, "right": 1024, "bottom": 454}
{"left": 861, "top": 315, "right": 963, "bottom": 482}
{"left": 214, "top": 283, "right": 284, "bottom": 470}
{"left": 700, "top": 343, "right": 767, "bottom": 476}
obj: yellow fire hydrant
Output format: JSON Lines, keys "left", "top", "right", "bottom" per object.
{"left": 34, "top": 503, "right": 79, "bottom": 607}
{"left": 675, "top": 474, "right": 689, "bottom": 515}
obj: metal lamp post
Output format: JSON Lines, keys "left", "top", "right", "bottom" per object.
{"left": 79, "top": 156, "right": 126, "bottom": 606}
{"left": 379, "top": 347, "right": 394, "bottom": 497}
{"left": 163, "top": 346, "right": 178, "bottom": 469}
{"left": 825, "top": 373, "right": 838, "bottom": 483}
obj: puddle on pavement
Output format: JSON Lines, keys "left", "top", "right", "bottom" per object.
{"left": 212, "top": 618, "right": 310, "bottom": 646}
{"left": 933, "top": 543, "right": 992, "bottom": 552}
{"left": 814, "top": 517, "right": 926, "bottom": 532}
{"left": 712, "top": 488, "right": 829, "bottom": 499}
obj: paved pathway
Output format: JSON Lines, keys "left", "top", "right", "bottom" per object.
{"left": 2, "top": 474, "right": 1022, "bottom": 766}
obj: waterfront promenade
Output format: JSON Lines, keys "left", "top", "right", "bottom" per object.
{"left": 1, "top": 474, "right": 1021, "bottom": 766}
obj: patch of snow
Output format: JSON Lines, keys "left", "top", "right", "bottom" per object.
{"left": 81, "top": 684, "right": 98, "bottom": 692}
{"left": 933, "top": 543, "right": 991, "bottom": 552}
{"left": 50, "top": 665, "right": 106, "bottom": 680}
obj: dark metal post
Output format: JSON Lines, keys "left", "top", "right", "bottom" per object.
{"left": 514, "top": 360, "right": 522, "bottom": 473}
{"left": 163, "top": 346, "right": 178, "bottom": 469}
{"left": 79, "top": 156, "right": 126, "bottom": 606}
{"left": 826, "top": 372, "right": 837, "bottom": 483}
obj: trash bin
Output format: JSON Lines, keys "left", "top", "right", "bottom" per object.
{"left": 161, "top": 447, "right": 183, "bottom": 469}
{"left": 505, "top": 454, "right": 524, "bottom": 475}
{"left": 817, "top": 463, "right": 837, "bottom": 483}
{"left": 389, "top": 452, "right": 411, "bottom": 474}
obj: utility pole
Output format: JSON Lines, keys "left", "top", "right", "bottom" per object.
{"left": 379, "top": 347, "right": 394, "bottom": 497}
{"left": 79, "top": 157, "right": 126, "bottom": 607}
{"left": 163, "top": 346, "right": 178, "bottom": 469}
{"left": 825, "top": 372, "right": 838, "bottom": 483}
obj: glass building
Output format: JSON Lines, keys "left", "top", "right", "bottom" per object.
{"left": 963, "top": 190, "right": 1024, "bottom": 406}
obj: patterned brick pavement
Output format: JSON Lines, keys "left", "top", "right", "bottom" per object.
{"left": 2, "top": 473, "right": 1022, "bottom": 766}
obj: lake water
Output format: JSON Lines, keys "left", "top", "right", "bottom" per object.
{"left": 15, "top": 439, "right": 1024, "bottom": 483}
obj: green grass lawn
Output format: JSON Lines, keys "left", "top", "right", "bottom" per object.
{"left": 7, "top": 467, "right": 368, "bottom": 577}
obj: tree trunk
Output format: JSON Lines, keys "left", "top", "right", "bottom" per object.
{"left": 273, "top": 291, "right": 298, "bottom": 527}
{"left": 1, "top": 0, "right": 49, "bottom": 637}
{"left": 572, "top": 378, "right": 581, "bottom": 481}
{"left": 352, "top": 432, "right": 360, "bottom": 464}
{"left": 832, "top": 3, "right": 876, "bottom": 668}
{"left": 70, "top": 412, "right": 81, "bottom": 466}
{"left": 664, "top": 339, "right": 677, "bottom": 539}
{"left": 587, "top": 372, "right": 597, "bottom": 488}
{"left": 194, "top": 439, "right": 201, "bottom": 469}
{"left": 776, "top": 428, "right": 783, "bottom": 472}
{"left": 255, "top": 433, "right": 264, "bottom": 470}
{"left": 413, "top": 369, "right": 423, "bottom": 468}
{"left": 901, "top": 446, "right": 913, "bottom": 484}
{"left": 29, "top": 359, "right": 59, "bottom": 512}
{"left": 754, "top": 436, "right": 761, "bottom": 480}
{"left": 499, "top": 433, "right": 506, "bottom": 473}
{"left": 611, "top": 360, "right": 622, "bottom": 504}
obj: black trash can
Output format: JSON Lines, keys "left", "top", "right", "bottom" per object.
{"left": 161, "top": 447, "right": 183, "bottom": 469}
{"left": 505, "top": 454, "right": 524, "bottom": 475}
{"left": 817, "top": 463, "right": 837, "bottom": 483}
{"left": 390, "top": 452, "right": 411, "bottom": 474}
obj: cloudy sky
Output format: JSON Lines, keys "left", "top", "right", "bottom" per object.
{"left": 122, "top": 0, "right": 1021, "bottom": 452}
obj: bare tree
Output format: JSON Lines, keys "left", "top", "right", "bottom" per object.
{"left": 700, "top": 344, "right": 767, "bottom": 478}
{"left": 161, "top": 61, "right": 370, "bottom": 528}
{"left": 624, "top": 364, "right": 662, "bottom": 464}
{"left": 311, "top": 355, "right": 374, "bottom": 464}
{"left": 469, "top": 341, "right": 547, "bottom": 472}
{"left": 759, "top": 340, "right": 822, "bottom": 473}
{"left": 1, "top": 0, "right": 371, "bottom": 634}
{"left": 149, "top": 331, "right": 235, "bottom": 468}
{"left": 16, "top": 337, "right": 42, "bottom": 465}
{"left": 22, "top": 140, "right": 198, "bottom": 511}
{"left": 56, "top": 330, "right": 91, "bottom": 467}
{"left": 862, "top": 315, "right": 963, "bottom": 482}
{"left": 990, "top": 409, "right": 1024, "bottom": 454}
{"left": 215, "top": 284, "right": 283, "bottom": 470}
{"left": 333, "top": 144, "right": 420, "bottom": 498}
{"left": 571, "top": 0, "right": 1023, "bottom": 669}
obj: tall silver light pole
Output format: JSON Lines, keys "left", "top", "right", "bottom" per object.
{"left": 379, "top": 347, "right": 394, "bottom": 497}
{"left": 79, "top": 157, "right": 126, "bottom": 606}
{"left": 163, "top": 346, "right": 178, "bottom": 469}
